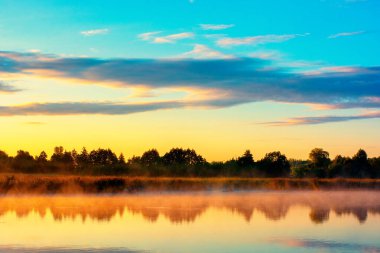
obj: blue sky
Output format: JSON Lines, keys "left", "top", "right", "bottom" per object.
{"left": 1, "top": 0, "right": 379, "bottom": 64}
{"left": 0, "top": 0, "right": 379, "bottom": 160}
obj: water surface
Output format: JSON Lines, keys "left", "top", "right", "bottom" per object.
{"left": 0, "top": 191, "right": 379, "bottom": 253}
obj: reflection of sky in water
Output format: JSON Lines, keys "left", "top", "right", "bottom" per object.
{"left": 0, "top": 191, "right": 379, "bottom": 253}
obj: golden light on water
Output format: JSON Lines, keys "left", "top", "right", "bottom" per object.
{"left": 0, "top": 192, "right": 379, "bottom": 252}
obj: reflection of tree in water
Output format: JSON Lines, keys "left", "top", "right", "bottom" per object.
{"left": 0, "top": 191, "right": 379, "bottom": 224}
{"left": 309, "top": 209, "right": 330, "bottom": 224}
{"left": 335, "top": 207, "right": 368, "bottom": 224}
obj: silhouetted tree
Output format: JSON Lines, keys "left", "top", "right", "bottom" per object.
{"left": 89, "top": 149, "right": 118, "bottom": 166}
{"left": 51, "top": 146, "right": 76, "bottom": 173}
{"left": 309, "top": 148, "right": 331, "bottom": 177}
{"left": 0, "top": 150, "right": 9, "bottom": 160}
{"left": 289, "top": 159, "right": 310, "bottom": 178}
{"left": 369, "top": 157, "right": 380, "bottom": 178}
{"left": 127, "top": 156, "right": 141, "bottom": 165}
{"left": 88, "top": 148, "right": 121, "bottom": 174}
{"left": 309, "top": 148, "right": 330, "bottom": 167}
{"left": 34, "top": 151, "right": 49, "bottom": 172}
{"left": 76, "top": 147, "right": 89, "bottom": 164}
{"left": 237, "top": 150, "right": 254, "bottom": 167}
{"left": 258, "top": 151, "right": 290, "bottom": 177}
{"left": 0, "top": 145, "right": 379, "bottom": 178}
{"left": 163, "top": 148, "right": 205, "bottom": 166}
{"left": 328, "top": 155, "right": 350, "bottom": 178}
{"left": 139, "top": 149, "right": 162, "bottom": 176}
{"left": 71, "top": 149, "right": 78, "bottom": 160}
{"left": 36, "top": 151, "right": 48, "bottom": 163}
{"left": 118, "top": 153, "right": 126, "bottom": 164}
{"left": 0, "top": 150, "right": 10, "bottom": 172}
{"left": 163, "top": 148, "right": 206, "bottom": 176}
{"left": 51, "top": 146, "right": 64, "bottom": 159}
{"left": 141, "top": 149, "right": 161, "bottom": 167}
{"left": 351, "top": 149, "right": 371, "bottom": 178}
{"left": 12, "top": 150, "right": 36, "bottom": 173}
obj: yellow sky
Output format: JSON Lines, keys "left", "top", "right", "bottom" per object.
{"left": 1, "top": 72, "right": 379, "bottom": 161}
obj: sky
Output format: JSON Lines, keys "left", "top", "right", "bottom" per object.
{"left": 0, "top": 0, "right": 379, "bottom": 161}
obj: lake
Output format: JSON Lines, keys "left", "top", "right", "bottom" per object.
{"left": 0, "top": 191, "right": 379, "bottom": 253}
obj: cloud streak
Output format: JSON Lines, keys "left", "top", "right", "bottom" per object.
{"left": 80, "top": 29, "right": 109, "bottom": 36}
{"left": 138, "top": 31, "right": 162, "bottom": 41}
{"left": 217, "top": 33, "right": 309, "bottom": 47}
{"left": 328, "top": 31, "right": 365, "bottom": 39}
{"left": 0, "top": 101, "right": 189, "bottom": 116}
{"left": 200, "top": 24, "right": 234, "bottom": 30}
{"left": 0, "top": 81, "right": 20, "bottom": 93}
{"left": 262, "top": 111, "right": 380, "bottom": 126}
{"left": 138, "top": 32, "right": 194, "bottom": 43}
{"left": 182, "top": 44, "right": 233, "bottom": 59}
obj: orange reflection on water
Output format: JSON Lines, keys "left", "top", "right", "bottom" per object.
{"left": 1, "top": 191, "right": 380, "bottom": 223}
{"left": 0, "top": 191, "right": 379, "bottom": 253}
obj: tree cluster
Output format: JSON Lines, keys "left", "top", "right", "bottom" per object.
{"left": 291, "top": 148, "right": 380, "bottom": 178}
{"left": 0, "top": 146, "right": 379, "bottom": 178}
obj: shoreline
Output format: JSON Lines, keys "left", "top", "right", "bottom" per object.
{"left": 1, "top": 174, "right": 380, "bottom": 194}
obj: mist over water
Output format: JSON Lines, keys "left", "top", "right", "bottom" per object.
{"left": 0, "top": 191, "right": 379, "bottom": 253}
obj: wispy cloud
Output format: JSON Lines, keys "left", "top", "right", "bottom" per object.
{"left": 137, "top": 31, "right": 162, "bottom": 41}
{"left": 24, "top": 121, "right": 45, "bottom": 125}
{"left": 138, "top": 32, "right": 194, "bottom": 43}
{"left": 0, "top": 81, "right": 20, "bottom": 93}
{"left": 200, "top": 24, "right": 234, "bottom": 30}
{"left": 328, "top": 31, "right": 365, "bottom": 39}
{"left": 217, "top": 33, "right": 310, "bottom": 47}
{"left": 80, "top": 28, "right": 109, "bottom": 37}
{"left": 153, "top": 32, "right": 194, "bottom": 43}
{"left": 0, "top": 101, "right": 189, "bottom": 116}
{"left": 27, "top": 49, "right": 41, "bottom": 53}
{"left": 182, "top": 44, "right": 233, "bottom": 59}
{"left": 262, "top": 111, "right": 380, "bottom": 126}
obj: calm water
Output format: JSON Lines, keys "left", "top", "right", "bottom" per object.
{"left": 0, "top": 191, "right": 379, "bottom": 253}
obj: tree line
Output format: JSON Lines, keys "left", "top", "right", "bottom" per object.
{"left": 0, "top": 147, "right": 379, "bottom": 178}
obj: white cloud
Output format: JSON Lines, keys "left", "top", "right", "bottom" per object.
{"left": 27, "top": 49, "right": 41, "bottom": 53}
{"left": 200, "top": 24, "right": 234, "bottom": 30}
{"left": 217, "top": 33, "right": 310, "bottom": 47}
{"left": 138, "top": 31, "right": 162, "bottom": 41}
{"left": 154, "top": 32, "right": 194, "bottom": 43}
{"left": 262, "top": 111, "right": 380, "bottom": 126}
{"left": 80, "top": 28, "right": 109, "bottom": 37}
{"left": 182, "top": 44, "right": 233, "bottom": 59}
{"left": 139, "top": 32, "right": 194, "bottom": 43}
{"left": 328, "top": 31, "right": 364, "bottom": 39}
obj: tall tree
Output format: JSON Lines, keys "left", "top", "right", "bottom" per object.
{"left": 259, "top": 151, "right": 290, "bottom": 177}
{"left": 237, "top": 150, "right": 254, "bottom": 167}
{"left": 309, "top": 148, "right": 331, "bottom": 177}
{"left": 351, "top": 149, "right": 371, "bottom": 178}
{"left": 141, "top": 149, "right": 161, "bottom": 168}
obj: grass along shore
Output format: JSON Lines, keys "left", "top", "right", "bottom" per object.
{"left": 1, "top": 174, "right": 380, "bottom": 194}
